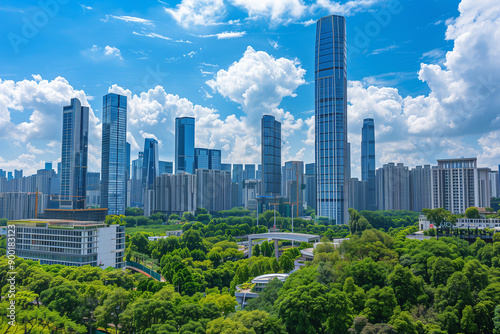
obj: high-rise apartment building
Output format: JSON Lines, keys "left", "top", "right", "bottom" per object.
{"left": 361, "top": 118, "right": 376, "bottom": 210}
{"left": 409, "top": 165, "right": 432, "bottom": 212}
{"left": 196, "top": 169, "right": 232, "bottom": 212}
{"left": 376, "top": 163, "right": 410, "bottom": 211}
{"left": 431, "top": 158, "right": 491, "bottom": 214}
{"left": 100, "top": 93, "right": 127, "bottom": 215}
{"left": 315, "top": 15, "right": 348, "bottom": 224}
{"left": 60, "top": 98, "right": 89, "bottom": 209}
{"left": 175, "top": 117, "right": 195, "bottom": 174}
{"left": 261, "top": 115, "right": 281, "bottom": 196}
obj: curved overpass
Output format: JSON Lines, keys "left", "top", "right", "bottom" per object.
{"left": 247, "top": 232, "right": 320, "bottom": 259}
{"left": 125, "top": 261, "right": 166, "bottom": 282}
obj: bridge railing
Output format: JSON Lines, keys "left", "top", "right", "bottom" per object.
{"left": 126, "top": 260, "right": 163, "bottom": 281}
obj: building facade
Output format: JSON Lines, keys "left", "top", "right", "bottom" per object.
{"left": 130, "top": 152, "right": 144, "bottom": 208}
{"left": 12, "top": 220, "right": 125, "bottom": 268}
{"left": 315, "top": 15, "right": 348, "bottom": 224}
{"left": 409, "top": 165, "right": 432, "bottom": 212}
{"left": 431, "top": 158, "right": 491, "bottom": 214}
{"left": 60, "top": 98, "right": 89, "bottom": 209}
{"left": 196, "top": 169, "right": 232, "bottom": 212}
{"left": 154, "top": 173, "right": 197, "bottom": 215}
{"left": 283, "top": 161, "right": 305, "bottom": 217}
{"left": 261, "top": 115, "right": 281, "bottom": 197}
{"left": 361, "top": 118, "right": 376, "bottom": 210}
{"left": 175, "top": 117, "right": 195, "bottom": 174}
{"left": 376, "top": 162, "right": 410, "bottom": 211}
{"left": 100, "top": 93, "right": 127, "bottom": 215}
{"left": 143, "top": 138, "right": 159, "bottom": 216}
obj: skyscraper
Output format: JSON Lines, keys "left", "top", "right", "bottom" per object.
{"left": 361, "top": 118, "right": 376, "bottom": 210}
{"left": 315, "top": 15, "right": 348, "bottom": 224}
{"left": 284, "top": 161, "right": 305, "bottom": 217}
{"left": 232, "top": 164, "right": 244, "bottom": 207}
{"left": 245, "top": 164, "right": 256, "bottom": 180}
{"left": 305, "top": 163, "right": 316, "bottom": 211}
{"left": 60, "top": 98, "right": 89, "bottom": 209}
{"left": 261, "top": 115, "right": 281, "bottom": 196}
{"left": 175, "top": 117, "right": 195, "bottom": 174}
{"left": 194, "top": 148, "right": 209, "bottom": 170}
{"left": 143, "top": 138, "right": 159, "bottom": 190}
{"left": 130, "top": 152, "right": 144, "bottom": 208}
{"left": 100, "top": 93, "right": 127, "bottom": 215}
{"left": 159, "top": 161, "right": 173, "bottom": 175}
{"left": 209, "top": 149, "right": 222, "bottom": 170}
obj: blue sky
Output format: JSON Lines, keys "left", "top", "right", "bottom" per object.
{"left": 1, "top": 0, "right": 499, "bottom": 177}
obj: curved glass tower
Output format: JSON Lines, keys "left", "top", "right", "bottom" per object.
{"left": 315, "top": 15, "right": 348, "bottom": 224}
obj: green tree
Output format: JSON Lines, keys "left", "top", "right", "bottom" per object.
{"left": 389, "top": 307, "right": 417, "bottom": 334}
{"left": 252, "top": 244, "right": 261, "bottom": 257}
{"left": 279, "top": 254, "right": 294, "bottom": 273}
{"left": 465, "top": 207, "right": 480, "bottom": 219}
{"left": 349, "top": 208, "right": 373, "bottom": 236}
{"left": 40, "top": 284, "right": 79, "bottom": 319}
{"left": 430, "top": 257, "right": 455, "bottom": 287}
{"left": 461, "top": 305, "right": 477, "bottom": 334}
{"left": 343, "top": 277, "right": 366, "bottom": 314}
{"left": 94, "top": 288, "right": 131, "bottom": 333}
{"left": 388, "top": 264, "right": 424, "bottom": 308}
{"left": 363, "top": 286, "right": 397, "bottom": 324}
{"left": 493, "top": 305, "right": 500, "bottom": 334}
{"left": 423, "top": 208, "right": 453, "bottom": 228}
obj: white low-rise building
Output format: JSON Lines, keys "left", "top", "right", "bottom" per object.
{"left": 419, "top": 215, "right": 500, "bottom": 231}
{"left": 11, "top": 219, "right": 125, "bottom": 268}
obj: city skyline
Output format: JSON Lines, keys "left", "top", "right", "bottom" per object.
{"left": 1, "top": 0, "right": 500, "bottom": 179}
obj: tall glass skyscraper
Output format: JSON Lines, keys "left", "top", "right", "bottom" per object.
{"left": 261, "top": 115, "right": 281, "bottom": 196}
{"left": 142, "top": 138, "right": 159, "bottom": 190}
{"left": 208, "top": 149, "right": 222, "bottom": 170}
{"left": 175, "top": 117, "right": 195, "bottom": 174}
{"left": 100, "top": 93, "right": 127, "bottom": 215}
{"left": 315, "top": 15, "right": 348, "bottom": 224}
{"left": 130, "top": 152, "right": 143, "bottom": 208}
{"left": 361, "top": 118, "right": 376, "bottom": 210}
{"left": 194, "top": 148, "right": 209, "bottom": 170}
{"left": 61, "top": 98, "right": 89, "bottom": 209}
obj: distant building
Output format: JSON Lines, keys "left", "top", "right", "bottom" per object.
{"left": 361, "top": 118, "right": 376, "bottom": 210}
{"left": 243, "top": 179, "right": 261, "bottom": 209}
{"left": 130, "top": 152, "right": 144, "bottom": 208}
{"left": 45, "top": 162, "right": 53, "bottom": 171}
{"left": 349, "top": 178, "right": 367, "bottom": 212}
{"left": 196, "top": 169, "right": 232, "bottom": 212}
{"left": 256, "top": 164, "right": 262, "bottom": 181}
{"left": 221, "top": 163, "right": 232, "bottom": 174}
{"left": 11, "top": 219, "right": 125, "bottom": 268}
{"left": 175, "top": 117, "right": 195, "bottom": 174}
{"left": 60, "top": 98, "right": 89, "bottom": 210}
{"left": 305, "top": 163, "right": 316, "bottom": 211}
{"left": 232, "top": 164, "right": 244, "bottom": 207}
{"left": 431, "top": 158, "right": 491, "bottom": 214}
{"left": 261, "top": 115, "right": 281, "bottom": 197}
{"left": 143, "top": 138, "right": 159, "bottom": 216}
{"left": 86, "top": 172, "right": 100, "bottom": 207}
{"left": 209, "top": 149, "right": 222, "bottom": 170}
{"left": 194, "top": 148, "right": 209, "bottom": 170}
{"left": 490, "top": 171, "right": 499, "bottom": 198}
{"left": 245, "top": 164, "right": 256, "bottom": 180}
{"left": 14, "top": 169, "right": 23, "bottom": 179}
{"left": 409, "top": 165, "right": 432, "bottom": 212}
{"left": 0, "top": 192, "right": 48, "bottom": 220}
{"left": 154, "top": 173, "right": 197, "bottom": 215}
{"left": 283, "top": 161, "right": 305, "bottom": 217}
{"left": 376, "top": 162, "right": 410, "bottom": 211}
{"left": 40, "top": 208, "right": 108, "bottom": 221}
{"left": 159, "top": 161, "right": 174, "bottom": 175}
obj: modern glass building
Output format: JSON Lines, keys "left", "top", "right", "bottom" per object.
{"left": 233, "top": 164, "right": 244, "bottom": 207}
{"left": 142, "top": 138, "right": 159, "bottom": 190}
{"left": 130, "top": 152, "right": 143, "bottom": 208}
{"left": 195, "top": 148, "right": 209, "bottom": 170}
{"left": 100, "top": 93, "right": 127, "bottom": 215}
{"left": 245, "top": 164, "right": 256, "bottom": 180}
{"left": 175, "top": 117, "right": 195, "bottom": 174}
{"left": 315, "top": 15, "right": 348, "bottom": 224}
{"left": 61, "top": 98, "right": 89, "bottom": 209}
{"left": 361, "top": 118, "right": 376, "bottom": 210}
{"left": 261, "top": 115, "right": 281, "bottom": 196}
{"left": 208, "top": 149, "right": 222, "bottom": 170}
{"left": 159, "top": 161, "right": 173, "bottom": 175}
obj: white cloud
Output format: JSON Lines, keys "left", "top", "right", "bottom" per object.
{"left": 165, "top": 0, "right": 226, "bottom": 28}
{"left": 105, "top": 15, "right": 154, "bottom": 26}
{"left": 133, "top": 31, "right": 171, "bottom": 40}
{"left": 229, "top": 0, "right": 307, "bottom": 23}
{"left": 84, "top": 45, "right": 123, "bottom": 60}
{"left": 198, "top": 31, "right": 246, "bottom": 39}
{"left": 27, "top": 143, "right": 44, "bottom": 155}
{"left": 268, "top": 39, "right": 279, "bottom": 49}
{"left": 314, "top": 0, "right": 385, "bottom": 16}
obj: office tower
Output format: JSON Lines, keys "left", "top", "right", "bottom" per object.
{"left": 305, "top": 163, "right": 316, "bottom": 211}
{"left": 431, "top": 158, "right": 491, "bottom": 214}
{"left": 376, "top": 163, "right": 410, "bottom": 211}
{"left": 45, "top": 162, "right": 53, "bottom": 171}
{"left": 14, "top": 170, "right": 23, "bottom": 179}
{"left": 0, "top": 169, "right": 5, "bottom": 178}
{"left": 100, "top": 93, "right": 127, "bottom": 215}
{"left": 60, "top": 98, "right": 89, "bottom": 209}
{"left": 490, "top": 171, "right": 500, "bottom": 198}
{"left": 196, "top": 169, "right": 232, "bottom": 212}
{"left": 195, "top": 148, "right": 209, "bottom": 170}
{"left": 57, "top": 162, "right": 61, "bottom": 175}
{"left": 284, "top": 161, "right": 305, "bottom": 217}
{"left": 175, "top": 117, "right": 195, "bottom": 174}
{"left": 261, "top": 115, "right": 281, "bottom": 196}
{"left": 209, "top": 149, "right": 222, "bottom": 170}
{"left": 349, "top": 178, "right": 367, "bottom": 211}
{"left": 86, "top": 172, "right": 101, "bottom": 207}
{"left": 7, "top": 172, "right": 13, "bottom": 181}
{"left": 221, "top": 163, "right": 232, "bottom": 172}
{"left": 143, "top": 138, "right": 159, "bottom": 216}
{"left": 256, "top": 164, "right": 262, "bottom": 181}
{"left": 361, "top": 118, "right": 376, "bottom": 210}
{"left": 159, "top": 161, "right": 174, "bottom": 175}
{"left": 154, "top": 173, "right": 197, "bottom": 214}
{"left": 36, "top": 169, "right": 56, "bottom": 195}
{"left": 244, "top": 164, "right": 256, "bottom": 180}
{"left": 232, "top": 164, "right": 244, "bottom": 207}
{"left": 315, "top": 15, "right": 348, "bottom": 224}
{"left": 126, "top": 142, "right": 131, "bottom": 207}
{"left": 130, "top": 152, "right": 144, "bottom": 208}
{"left": 409, "top": 165, "right": 432, "bottom": 212}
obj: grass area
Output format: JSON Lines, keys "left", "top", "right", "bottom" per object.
{"left": 125, "top": 223, "right": 184, "bottom": 236}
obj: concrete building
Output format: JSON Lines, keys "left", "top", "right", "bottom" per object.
{"left": 489, "top": 171, "right": 499, "bottom": 198}
{"left": 409, "top": 165, "right": 432, "bottom": 212}
{"left": 431, "top": 158, "right": 491, "bottom": 214}
{"left": 243, "top": 179, "right": 261, "bottom": 210}
{"left": 196, "top": 169, "right": 232, "bottom": 212}
{"left": 376, "top": 162, "right": 410, "bottom": 211}
{"left": 154, "top": 173, "right": 197, "bottom": 215}
{"left": 0, "top": 192, "right": 48, "bottom": 220}
{"left": 11, "top": 219, "right": 125, "bottom": 268}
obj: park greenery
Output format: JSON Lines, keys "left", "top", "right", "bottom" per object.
{"left": 2, "top": 207, "right": 500, "bottom": 333}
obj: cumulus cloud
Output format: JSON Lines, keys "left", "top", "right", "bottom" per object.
{"left": 165, "top": 0, "right": 226, "bottom": 28}
{"left": 0, "top": 75, "right": 101, "bottom": 175}
{"left": 84, "top": 45, "right": 123, "bottom": 60}
{"left": 314, "top": 0, "right": 385, "bottom": 16}
{"left": 198, "top": 31, "right": 246, "bottom": 39}
{"left": 229, "top": 0, "right": 307, "bottom": 23}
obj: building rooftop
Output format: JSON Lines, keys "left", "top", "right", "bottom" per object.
{"left": 251, "top": 273, "right": 289, "bottom": 285}
{"left": 9, "top": 219, "right": 106, "bottom": 228}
